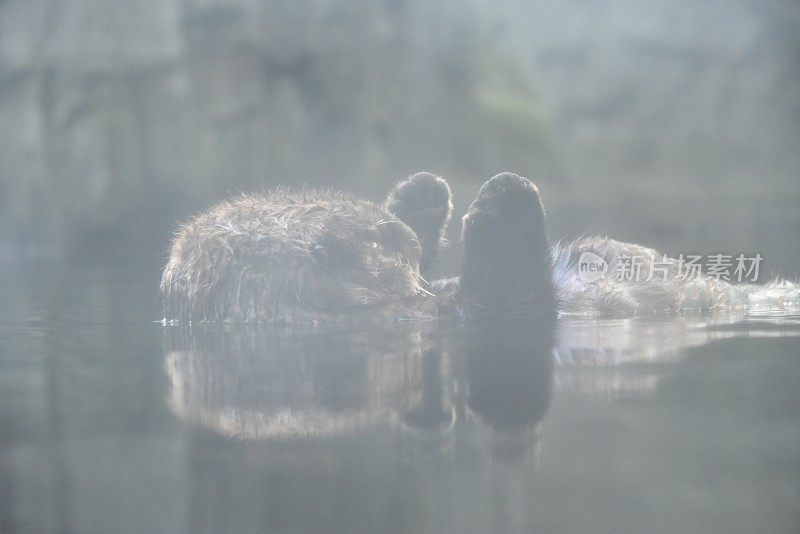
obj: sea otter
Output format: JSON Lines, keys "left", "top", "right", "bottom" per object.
{"left": 161, "top": 172, "right": 555, "bottom": 323}
{"left": 162, "top": 171, "right": 798, "bottom": 323}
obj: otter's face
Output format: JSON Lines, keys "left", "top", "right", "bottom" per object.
{"left": 309, "top": 215, "right": 424, "bottom": 309}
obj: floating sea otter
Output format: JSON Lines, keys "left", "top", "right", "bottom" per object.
{"left": 162, "top": 172, "right": 554, "bottom": 323}
{"left": 161, "top": 172, "right": 798, "bottom": 323}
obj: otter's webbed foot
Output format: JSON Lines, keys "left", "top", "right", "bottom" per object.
{"left": 459, "top": 172, "right": 555, "bottom": 318}
{"left": 386, "top": 172, "right": 453, "bottom": 277}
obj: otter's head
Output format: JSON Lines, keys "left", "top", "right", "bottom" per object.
{"left": 306, "top": 203, "right": 426, "bottom": 312}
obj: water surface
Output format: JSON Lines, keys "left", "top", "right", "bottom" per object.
{"left": 1, "top": 264, "right": 799, "bottom": 533}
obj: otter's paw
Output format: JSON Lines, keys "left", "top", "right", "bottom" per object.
{"left": 462, "top": 173, "right": 547, "bottom": 247}
{"left": 386, "top": 172, "right": 453, "bottom": 244}
{"left": 472, "top": 172, "right": 544, "bottom": 214}
{"left": 386, "top": 172, "right": 453, "bottom": 274}
{"left": 459, "top": 172, "right": 554, "bottom": 316}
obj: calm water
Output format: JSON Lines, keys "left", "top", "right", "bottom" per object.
{"left": 1, "top": 264, "right": 799, "bottom": 533}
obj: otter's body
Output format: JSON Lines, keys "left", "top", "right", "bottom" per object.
{"left": 162, "top": 171, "right": 794, "bottom": 324}
{"left": 551, "top": 237, "right": 800, "bottom": 316}
{"left": 162, "top": 172, "right": 556, "bottom": 324}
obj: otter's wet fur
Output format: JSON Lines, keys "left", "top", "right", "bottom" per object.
{"left": 162, "top": 188, "right": 431, "bottom": 324}
{"left": 162, "top": 172, "right": 462, "bottom": 324}
{"left": 163, "top": 170, "right": 795, "bottom": 324}
{"left": 551, "top": 237, "right": 800, "bottom": 316}
{"left": 162, "top": 172, "right": 556, "bottom": 324}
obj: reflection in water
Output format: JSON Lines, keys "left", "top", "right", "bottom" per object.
{"left": 4, "top": 267, "right": 800, "bottom": 533}
{"left": 401, "top": 348, "right": 456, "bottom": 434}
{"left": 165, "top": 327, "right": 436, "bottom": 440}
{"left": 465, "top": 319, "right": 555, "bottom": 460}
{"left": 555, "top": 315, "right": 800, "bottom": 396}
{"left": 158, "top": 315, "right": 800, "bottom": 532}
{"left": 165, "top": 314, "right": 799, "bottom": 446}
{"left": 163, "top": 321, "right": 557, "bottom": 532}
{"left": 165, "top": 320, "right": 557, "bottom": 461}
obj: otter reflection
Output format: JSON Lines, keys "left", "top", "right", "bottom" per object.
{"left": 165, "top": 326, "right": 439, "bottom": 440}
{"left": 401, "top": 348, "right": 456, "bottom": 434}
{"left": 554, "top": 316, "right": 800, "bottom": 396}
{"left": 465, "top": 319, "right": 555, "bottom": 458}
{"left": 165, "top": 321, "right": 556, "bottom": 456}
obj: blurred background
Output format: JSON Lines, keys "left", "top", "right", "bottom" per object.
{"left": 0, "top": 0, "right": 798, "bottom": 277}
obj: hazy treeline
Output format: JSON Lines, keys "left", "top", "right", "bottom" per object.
{"left": 0, "top": 0, "right": 798, "bottom": 272}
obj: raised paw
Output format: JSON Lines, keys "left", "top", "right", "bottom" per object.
{"left": 459, "top": 172, "right": 555, "bottom": 317}
{"left": 385, "top": 172, "right": 453, "bottom": 275}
